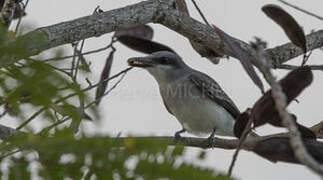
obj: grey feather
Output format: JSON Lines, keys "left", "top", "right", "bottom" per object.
{"left": 189, "top": 71, "right": 240, "bottom": 118}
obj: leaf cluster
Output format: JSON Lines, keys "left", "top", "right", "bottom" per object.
{"left": 0, "top": 129, "right": 229, "bottom": 180}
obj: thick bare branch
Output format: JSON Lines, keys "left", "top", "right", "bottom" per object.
{"left": 267, "top": 31, "right": 323, "bottom": 67}
{"left": 1, "top": 0, "right": 322, "bottom": 67}
{"left": 0, "top": 0, "right": 162, "bottom": 66}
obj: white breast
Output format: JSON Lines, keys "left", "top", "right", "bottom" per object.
{"left": 160, "top": 80, "right": 235, "bottom": 137}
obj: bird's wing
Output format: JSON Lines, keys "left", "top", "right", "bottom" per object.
{"left": 189, "top": 71, "right": 240, "bottom": 119}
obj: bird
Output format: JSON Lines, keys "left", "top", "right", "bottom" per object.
{"left": 127, "top": 51, "right": 253, "bottom": 144}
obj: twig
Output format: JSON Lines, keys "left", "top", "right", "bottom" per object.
{"left": 191, "top": 0, "right": 210, "bottom": 26}
{"left": 301, "top": 50, "right": 313, "bottom": 67}
{"left": 25, "top": 57, "right": 73, "bottom": 78}
{"left": 21, "top": 67, "right": 131, "bottom": 130}
{"left": 278, "top": 0, "right": 323, "bottom": 21}
{"left": 43, "top": 41, "right": 116, "bottom": 62}
{"left": 13, "top": 68, "right": 128, "bottom": 130}
{"left": 102, "top": 70, "right": 127, "bottom": 97}
{"left": 72, "top": 6, "right": 101, "bottom": 80}
{"left": 85, "top": 78, "right": 92, "bottom": 87}
{"left": 70, "top": 42, "right": 79, "bottom": 79}
{"left": 86, "top": 68, "right": 129, "bottom": 108}
{"left": 16, "top": 107, "right": 46, "bottom": 130}
{"left": 73, "top": 39, "right": 85, "bottom": 80}
{"left": 277, "top": 64, "right": 323, "bottom": 71}
{"left": 38, "top": 117, "right": 70, "bottom": 135}
{"left": 0, "top": 149, "right": 21, "bottom": 160}
{"left": 55, "top": 67, "right": 133, "bottom": 105}
{"left": 228, "top": 118, "right": 253, "bottom": 176}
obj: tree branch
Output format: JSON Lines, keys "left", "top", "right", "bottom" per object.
{"left": 267, "top": 31, "right": 323, "bottom": 67}
{"left": 102, "top": 134, "right": 323, "bottom": 165}
{"left": 1, "top": 0, "right": 322, "bottom": 67}
{"left": 0, "top": 122, "right": 323, "bottom": 165}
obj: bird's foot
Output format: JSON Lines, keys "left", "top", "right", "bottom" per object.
{"left": 207, "top": 136, "right": 215, "bottom": 148}
{"left": 175, "top": 133, "right": 182, "bottom": 140}
{"left": 207, "top": 128, "right": 216, "bottom": 148}
{"left": 174, "top": 128, "right": 186, "bottom": 140}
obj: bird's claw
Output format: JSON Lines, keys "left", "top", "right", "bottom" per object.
{"left": 174, "top": 128, "right": 186, "bottom": 141}
{"left": 207, "top": 136, "right": 215, "bottom": 148}
{"left": 207, "top": 128, "right": 216, "bottom": 148}
{"left": 174, "top": 132, "right": 182, "bottom": 140}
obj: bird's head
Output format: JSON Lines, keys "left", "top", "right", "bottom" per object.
{"left": 127, "top": 51, "right": 189, "bottom": 82}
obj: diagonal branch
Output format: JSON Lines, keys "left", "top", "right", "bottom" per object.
{"left": 278, "top": 0, "right": 323, "bottom": 21}
{"left": 0, "top": 0, "right": 322, "bottom": 67}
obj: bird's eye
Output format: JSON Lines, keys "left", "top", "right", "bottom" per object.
{"left": 159, "top": 57, "right": 168, "bottom": 64}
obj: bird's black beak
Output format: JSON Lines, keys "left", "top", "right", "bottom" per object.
{"left": 127, "top": 57, "right": 154, "bottom": 68}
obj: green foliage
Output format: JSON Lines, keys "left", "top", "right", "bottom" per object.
{"left": 0, "top": 129, "right": 230, "bottom": 179}
{"left": 8, "top": 157, "right": 30, "bottom": 180}
{"left": 0, "top": 31, "right": 97, "bottom": 125}
{"left": 0, "top": 59, "right": 94, "bottom": 122}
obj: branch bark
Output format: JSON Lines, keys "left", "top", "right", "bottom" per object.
{"left": 0, "top": 0, "right": 322, "bottom": 67}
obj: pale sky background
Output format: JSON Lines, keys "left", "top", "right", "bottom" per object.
{"left": 6, "top": 0, "right": 323, "bottom": 179}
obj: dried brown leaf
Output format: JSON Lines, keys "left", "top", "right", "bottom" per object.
{"left": 253, "top": 137, "right": 323, "bottom": 164}
{"left": 262, "top": 4, "right": 307, "bottom": 53}
{"left": 117, "top": 36, "right": 175, "bottom": 54}
{"left": 251, "top": 66, "right": 315, "bottom": 139}
{"left": 252, "top": 66, "right": 312, "bottom": 127}
{"left": 115, "top": 25, "right": 153, "bottom": 40}
{"left": 212, "top": 25, "right": 264, "bottom": 93}
{"left": 115, "top": 25, "right": 175, "bottom": 54}
{"left": 95, "top": 50, "right": 114, "bottom": 105}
